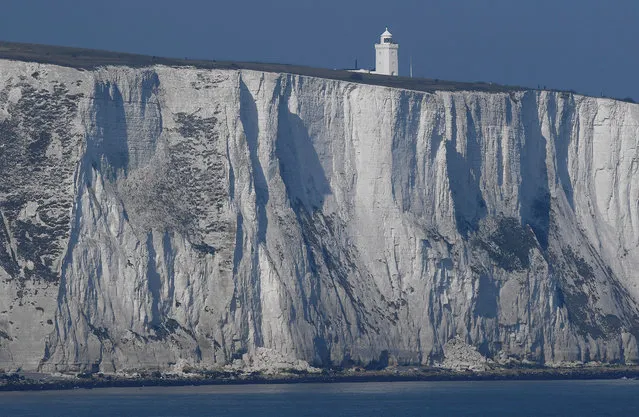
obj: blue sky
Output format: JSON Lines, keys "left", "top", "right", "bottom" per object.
{"left": 1, "top": 0, "right": 637, "bottom": 99}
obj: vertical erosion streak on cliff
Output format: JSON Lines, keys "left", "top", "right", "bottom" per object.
{"left": 131, "top": 71, "right": 162, "bottom": 171}
{"left": 390, "top": 90, "right": 419, "bottom": 212}
{"left": 275, "top": 78, "right": 331, "bottom": 212}
{"left": 146, "top": 233, "right": 162, "bottom": 327}
{"left": 519, "top": 92, "right": 550, "bottom": 250}
{"left": 237, "top": 74, "right": 266, "bottom": 349}
{"left": 550, "top": 94, "right": 576, "bottom": 209}
{"left": 446, "top": 96, "right": 487, "bottom": 237}
{"left": 87, "top": 80, "right": 129, "bottom": 178}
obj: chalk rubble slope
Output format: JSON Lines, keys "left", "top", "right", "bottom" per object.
{"left": 1, "top": 59, "right": 639, "bottom": 373}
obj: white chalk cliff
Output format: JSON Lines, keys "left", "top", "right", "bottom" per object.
{"left": 1, "top": 58, "right": 639, "bottom": 373}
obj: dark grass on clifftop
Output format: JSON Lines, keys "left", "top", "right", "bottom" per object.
{"left": 1, "top": 41, "right": 635, "bottom": 102}
{"left": 0, "top": 40, "right": 525, "bottom": 94}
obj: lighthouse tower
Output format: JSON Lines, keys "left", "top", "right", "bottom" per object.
{"left": 374, "top": 28, "right": 399, "bottom": 76}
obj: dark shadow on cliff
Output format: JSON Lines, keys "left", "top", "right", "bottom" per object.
{"left": 549, "top": 93, "right": 576, "bottom": 209}
{"left": 130, "top": 71, "right": 162, "bottom": 171}
{"left": 146, "top": 233, "right": 162, "bottom": 327}
{"left": 446, "top": 102, "right": 487, "bottom": 236}
{"left": 391, "top": 91, "right": 419, "bottom": 211}
{"left": 276, "top": 107, "right": 331, "bottom": 212}
{"left": 474, "top": 274, "right": 499, "bottom": 319}
{"left": 140, "top": 72, "right": 160, "bottom": 115}
{"left": 519, "top": 92, "right": 550, "bottom": 249}
{"left": 162, "top": 231, "right": 176, "bottom": 308}
{"left": 239, "top": 78, "right": 269, "bottom": 245}
{"left": 234, "top": 76, "right": 268, "bottom": 349}
{"left": 87, "top": 81, "right": 129, "bottom": 179}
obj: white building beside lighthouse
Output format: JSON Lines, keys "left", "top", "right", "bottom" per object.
{"left": 374, "top": 28, "right": 399, "bottom": 76}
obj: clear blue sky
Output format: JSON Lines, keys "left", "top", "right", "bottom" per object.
{"left": 1, "top": 0, "right": 637, "bottom": 99}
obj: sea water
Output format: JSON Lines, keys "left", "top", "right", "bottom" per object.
{"left": 1, "top": 379, "right": 638, "bottom": 416}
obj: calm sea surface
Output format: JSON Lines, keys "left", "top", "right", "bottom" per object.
{"left": 1, "top": 379, "right": 638, "bottom": 416}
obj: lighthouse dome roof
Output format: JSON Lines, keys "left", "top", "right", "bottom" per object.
{"left": 381, "top": 28, "right": 392, "bottom": 38}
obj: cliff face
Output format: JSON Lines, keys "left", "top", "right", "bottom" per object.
{"left": 1, "top": 59, "right": 639, "bottom": 373}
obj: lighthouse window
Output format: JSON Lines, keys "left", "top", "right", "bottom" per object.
{"left": 383, "top": 38, "right": 391, "bottom": 43}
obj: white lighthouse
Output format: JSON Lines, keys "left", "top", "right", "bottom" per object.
{"left": 374, "top": 28, "right": 399, "bottom": 76}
